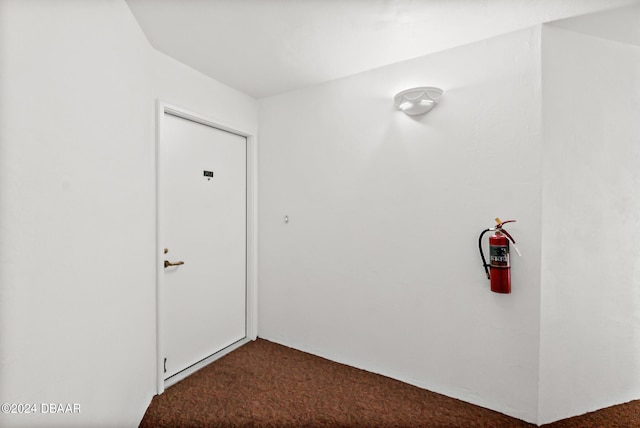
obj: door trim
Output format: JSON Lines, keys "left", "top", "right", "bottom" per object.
{"left": 154, "top": 100, "right": 258, "bottom": 394}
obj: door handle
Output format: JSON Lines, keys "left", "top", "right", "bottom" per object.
{"left": 164, "top": 260, "right": 185, "bottom": 268}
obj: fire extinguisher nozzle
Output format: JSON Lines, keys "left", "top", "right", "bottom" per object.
{"left": 478, "top": 228, "right": 493, "bottom": 282}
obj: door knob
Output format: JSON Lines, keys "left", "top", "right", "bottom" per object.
{"left": 164, "top": 260, "right": 185, "bottom": 268}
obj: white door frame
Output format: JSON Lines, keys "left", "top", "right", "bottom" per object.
{"left": 154, "top": 100, "right": 258, "bottom": 394}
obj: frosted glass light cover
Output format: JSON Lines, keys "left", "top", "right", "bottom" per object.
{"left": 394, "top": 87, "right": 443, "bottom": 116}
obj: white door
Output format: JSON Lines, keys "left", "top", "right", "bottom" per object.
{"left": 160, "top": 112, "right": 246, "bottom": 380}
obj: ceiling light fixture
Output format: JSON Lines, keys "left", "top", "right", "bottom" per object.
{"left": 394, "top": 87, "right": 443, "bottom": 116}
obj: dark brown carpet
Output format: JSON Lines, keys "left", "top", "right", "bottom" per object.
{"left": 139, "top": 338, "right": 640, "bottom": 427}
{"left": 540, "top": 400, "right": 640, "bottom": 428}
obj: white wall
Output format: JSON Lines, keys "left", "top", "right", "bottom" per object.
{"left": 258, "top": 28, "right": 542, "bottom": 423}
{"left": 150, "top": 49, "right": 257, "bottom": 134}
{"left": 4, "top": 1, "right": 638, "bottom": 425}
{"left": 0, "top": 1, "right": 256, "bottom": 427}
{"left": 539, "top": 12, "right": 640, "bottom": 424}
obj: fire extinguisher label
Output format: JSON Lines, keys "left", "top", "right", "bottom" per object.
{"left": 490, "top": 245, "right": 510, "bottom": 267}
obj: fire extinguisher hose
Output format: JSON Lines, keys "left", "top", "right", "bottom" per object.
{"left": 478, "top": 228, "right": 492, "bottom": 279}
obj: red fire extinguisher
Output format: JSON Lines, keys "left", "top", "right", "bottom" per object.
{"left": 478, "top": 218, "right": 521, "bottom": 293}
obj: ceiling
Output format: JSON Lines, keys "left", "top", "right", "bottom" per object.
{"left": 125, "top": 0, "right": 637, "bottom": 99}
